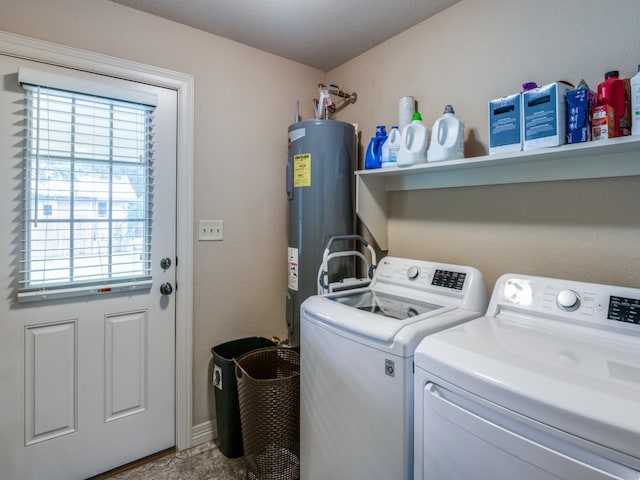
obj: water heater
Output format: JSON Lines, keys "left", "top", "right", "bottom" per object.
{"left": 286, "top": 120, "right": 355, "bottom": 346}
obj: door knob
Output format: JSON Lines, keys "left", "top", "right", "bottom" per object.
{"left": 160, "top": 282, "right": 173, "bottom": 295}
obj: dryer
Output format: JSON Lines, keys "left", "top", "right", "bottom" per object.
{"left": 414, "top": 273, "right": 640, "bottom": 480}
{"left": 300, "top": 256, "right": 487, "bottom": 480}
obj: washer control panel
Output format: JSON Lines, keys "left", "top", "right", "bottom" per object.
{"left": 494, "top": 274, "right": 640, "bottom": 328}
{"left": 372, "top": 256, "right": 482, "bottom": 298}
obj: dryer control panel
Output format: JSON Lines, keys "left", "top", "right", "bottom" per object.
{"left": 491, "top": 274, "right": 640, "bottom": 330}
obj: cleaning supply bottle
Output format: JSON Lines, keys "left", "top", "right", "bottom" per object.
{"left": 597, "top": 70, "right": 626, "bottom": 137}
{"left": 380, "top": 126, "right": 401, "bottom": 168}
{"left": 427, "top": 105, "right": 465, "bottom": 162}
{"left": 397, "top": 112, "right": 429, "bottom": 167}
{"left": 398, "top": 96, "right": 415, "bottom": 133}
{"left": 631, "top": 65, "right": 640, "bottom": 136}
{"left": 364, "top": 125, "right": 387, "bottom": 169}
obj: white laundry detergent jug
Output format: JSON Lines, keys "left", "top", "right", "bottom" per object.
{"left": 397, "top": 112, "right": 429, "bottom": 167}
{"left": 380, "top": 126, "right": 401, "bottom": 168}
{"left": 428, "top": 105, "right": 465, "bottom": 162}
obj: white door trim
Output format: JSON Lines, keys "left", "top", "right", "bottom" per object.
{"left": 0, "top": 30, "right": 195, "bottom": 451}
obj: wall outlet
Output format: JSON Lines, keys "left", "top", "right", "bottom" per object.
{"left": 199, "top": 220, "right": 223, "bottom": 241}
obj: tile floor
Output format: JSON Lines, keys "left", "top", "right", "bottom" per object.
{"left": 100, "top": 441, "right": 245, "bottom": 480}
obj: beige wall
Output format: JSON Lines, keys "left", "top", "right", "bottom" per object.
{"left": 2, "top": 0, "right": 640, "bottom": 440}
{"left": 331, "top": 0, "right": 640, "bottom": 292}
{"left": 0, "top": 0, "right": 322, "bottom": 429}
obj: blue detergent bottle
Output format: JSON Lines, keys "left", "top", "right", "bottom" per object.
{"left": 364, "top": 125, "right": 387, "bottom": 169}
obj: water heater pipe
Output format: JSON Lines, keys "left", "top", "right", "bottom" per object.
{"left": 315, "top": 83, "right": 358, "bottom": 119}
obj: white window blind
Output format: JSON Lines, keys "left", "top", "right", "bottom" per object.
{"left": 18, "top": 73, "right": 156, "bottom": 302}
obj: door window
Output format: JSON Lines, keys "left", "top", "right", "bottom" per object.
{"left": 19, "top": 76, "right": 156, "bottom": 302}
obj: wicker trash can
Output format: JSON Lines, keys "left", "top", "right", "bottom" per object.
{"left": 234, "top": 347, "right": 300, "bottom": 480}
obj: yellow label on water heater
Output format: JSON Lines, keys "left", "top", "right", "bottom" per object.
{"left": 293, "top": 153, "right": 311, "bottom": 187}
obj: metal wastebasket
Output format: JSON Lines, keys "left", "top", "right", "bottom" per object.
{"left": 235, "top": 347, "right": 300, "bottom": 480}
{"left": 211, "top": 337, "right": 277, "bottom": 458}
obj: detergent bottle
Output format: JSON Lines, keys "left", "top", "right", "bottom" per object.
{"left": 397, "top": 112, "right": 429, "bottom": 167}
{"left": 427, "top": 105, "right": 465, "bottom": 162}
{"left": 364, "top": 125, "right": 387, "bottom": 169}
{"left": 597, "top": 70, "right": 626, "bottom": 137}
{"left": 380, "top": 126, "right": 401, "bottom": 168}
{"left": 631, "top": 65, "right": 640, "bottom": 136}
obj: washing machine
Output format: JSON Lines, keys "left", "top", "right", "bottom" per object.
{"left": 414, "top": 273, "right": 640, "bottom": 480}
{"left": 300, "top": 256, "right": 487, "bottom": 480}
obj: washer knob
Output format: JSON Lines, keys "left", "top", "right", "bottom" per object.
{"left": 407, "top": 266, "right": 420, "bottom": 280}
{"left": 556, "top": 289, "right": 580, "bottom": 311}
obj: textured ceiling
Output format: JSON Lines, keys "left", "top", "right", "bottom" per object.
{"left": 110, "top": 0, "right": 460, "bottom": 71}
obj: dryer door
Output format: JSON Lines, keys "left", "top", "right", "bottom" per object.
{"left": 418, "top": 382, "right": 638, "bottom": 480}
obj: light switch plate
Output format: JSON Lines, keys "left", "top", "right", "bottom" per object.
{"left": 199, "top": 220, "right": 223, "bottom": 241}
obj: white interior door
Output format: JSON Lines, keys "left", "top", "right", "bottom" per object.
{"left": 0, "top": 55, "right": 178, "bottom": 480}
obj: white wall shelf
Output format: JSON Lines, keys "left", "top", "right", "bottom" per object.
{"left": 356, "top": 136, "right": 640, "bottom": 250}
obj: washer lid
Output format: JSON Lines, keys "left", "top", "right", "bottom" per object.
{"left": 328, "top": 290, "right": 441, "bottom": 320}
{"left": 302, "top": 293, "right": 460, "bottom": 344}
{"left": 415, "top": 314, "right": 640, "bottom": 460}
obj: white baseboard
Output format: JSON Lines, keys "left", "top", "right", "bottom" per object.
{"left": 191, "top": 420, "right": 217, "bottom": 447}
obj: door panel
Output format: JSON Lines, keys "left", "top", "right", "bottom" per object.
{"left": 105, "top": 311, "right": 147, "bottom": 421}
{"left": 24, "top": 321, "right": 77, "bottom": 445}
{"left": 0, "top": 55, "right": 177, "bottom": 480}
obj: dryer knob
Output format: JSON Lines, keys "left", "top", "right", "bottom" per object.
{"left": 407, "top": 266, "right": 420, "bottom": 280}
{"left": 556, "top": 289, "right": 580, "bottom": 311}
